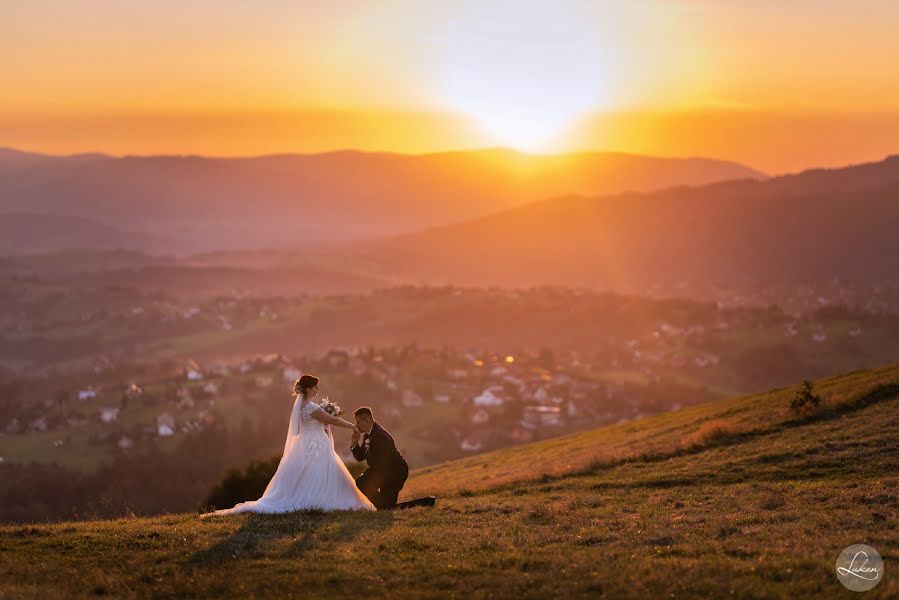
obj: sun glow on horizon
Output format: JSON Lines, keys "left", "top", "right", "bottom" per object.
{"left": 4, "top": 1, "right": 899, "bottom": 170}
{"left": 438, "top": 1, "right": 608, "bottom": 150}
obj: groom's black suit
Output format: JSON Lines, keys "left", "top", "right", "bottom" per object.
{"left": 351, "top": 422, "right": 408, "bottom": 509}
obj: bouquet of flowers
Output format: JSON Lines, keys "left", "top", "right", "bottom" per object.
{"left": 318, "top": 396, "right": 342, "bottom": 417}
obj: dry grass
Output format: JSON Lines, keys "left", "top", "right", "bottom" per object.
{"left": 2, "top": 364, "right": 898, "bottom": 598}
{"left": 405, "top": 362, "right": 899, "bottom": 498}
{"left": 679, "top": 419, "right": 742, "bottom": 450}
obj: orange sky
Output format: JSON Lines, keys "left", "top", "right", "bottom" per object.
{"left": 3, "top": 0, "right": 899, "bottom": 173}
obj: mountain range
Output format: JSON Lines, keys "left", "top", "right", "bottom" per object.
{"left": 0, "top": 147, "right": 762, "bottom": 254}
{"left": 341, "top": 154, "right": 899, "bottom": 289}
{"left": 4, "top": 148, "right": 898, "bottom": 292}
{"left": 0, "top": 212, "right": 165, "bottom": 256}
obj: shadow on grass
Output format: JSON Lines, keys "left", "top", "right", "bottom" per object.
{"left": 190, "top": 510, "right": 394, "bottom": 565}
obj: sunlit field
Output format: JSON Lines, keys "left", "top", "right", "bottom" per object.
{"left": 2, "top": 365, "right": 897, "bottom": 598}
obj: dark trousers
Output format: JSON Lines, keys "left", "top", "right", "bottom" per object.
{"left": 356, "top": 464, "right": 408, "bottom": 509}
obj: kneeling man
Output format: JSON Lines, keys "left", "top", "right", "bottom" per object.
{"left": 351, "top": 407, "right": 409, "bottom": 509}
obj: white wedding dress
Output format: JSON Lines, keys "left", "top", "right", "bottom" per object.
{"left": 204, "top": 398, "right": 375, "bottom": 516}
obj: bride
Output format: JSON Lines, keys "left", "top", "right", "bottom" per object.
{"left": 203, "top": 374, "right": 375, "bottom": 516}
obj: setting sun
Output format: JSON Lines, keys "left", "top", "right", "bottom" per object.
{"left": 439, "top": 1, "right": 606, "bottom": 149}
{"left": 3, "top": 1, "right": 899, "bottom": 170}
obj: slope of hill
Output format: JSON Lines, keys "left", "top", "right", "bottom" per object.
{"left": 0, "top": 248, "right": 176, "bottom": 275}
{"left": 1, "top": 365, "right": 896, "bottom": 598}
{"left": 0, "top": 212, "right": 166, "bottom": 256}
{"left": 0, "top": 148, "right": 764, "bottom": 253}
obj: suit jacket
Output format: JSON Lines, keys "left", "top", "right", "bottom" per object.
{"left": 351, "top": 422, "right": 408, "bottom": 475}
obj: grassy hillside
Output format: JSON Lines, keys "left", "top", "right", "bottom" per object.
{"left": 1, "top": 365, "right": 897, "bottom": 598}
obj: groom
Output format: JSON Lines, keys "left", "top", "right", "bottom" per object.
{"left": 351, "top": 407, "right": 409, "bottom": 509}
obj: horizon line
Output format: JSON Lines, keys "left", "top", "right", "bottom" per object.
{"left": 1, "top": 144, "right": 774, "bottom": 174}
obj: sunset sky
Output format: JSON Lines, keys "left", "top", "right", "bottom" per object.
{"left": 3, "top": 0, "right": 899, "bottom": 173}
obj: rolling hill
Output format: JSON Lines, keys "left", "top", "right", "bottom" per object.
{"left": 0, "top": 147, "right": 763, "bottom": 253}
{"left": 1, "top": 364, "right": 896, "bottom": 598}
{"left": 0, "top": 244, "right": 391, "bottom": 297}
{"left": 0, "top": 213, "right": 167, "bottom": 256}
{"left": 344, "top": 154, "right": 899, "bottom": 290}
{"left": 0, "top": 248, "right": 176, "bottom": 276}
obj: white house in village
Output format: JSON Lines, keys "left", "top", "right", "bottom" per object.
{"left": 433, "top": 392, "right": 452, "bottom": 404}
{"left": 211, "top": 364, "right": 232, "bottom": 377}
{"left": 175, "top": 387, "right": 194, "bottom": 408}
{"left": 283, "top": 366, "right": 302, "bottom": 382}
{"left": 473, "top": 389, "right": 504, "bottom": 407}
{"left": 401, "top": 389, "right": 423, "bottom": 408}
{"left": 157, "top": 414, "right": 176, "bottom": 437}
{"left": 78, "top": 389, "right": 97, "bottom": 401}
{"left": 349, "top": 358, "right": 368, "bottom": 377}
{"left": 118, "top": 436, "right": 134, "bottom": 450}
{"left": 67, "top": 415, "right": 88, "bottom": 428}
{"left": 186, "top": 369, "right": 204, "bottom": 381}
{"left": 470, "top": 407, "right": 490, "bottom": 425}
{"left": 659, "top": 323, "right": 683, "bottom": 336}
{"left": 202, "top": 382, "right": 219, "bottom": 395}
{"left": 460, "top": 435, "right": 484, "bottom": 452}
{"left": 99, "top": 407, "right": 120, "bottom": 423}
{"left": 448, "top": 368, "right": 468, "bottom": 380}
{"left": 521, "top": 406, "right": 562, "bottom": 429}
{"left": 693, "top": 353, "right": 720, "bottom": 368}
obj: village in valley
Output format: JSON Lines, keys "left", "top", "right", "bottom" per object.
{"left": 2, "top": 281, "right": 899, "bottom": 521}
{"left": 1, "top": 343, "right": 721, "bottom": 472}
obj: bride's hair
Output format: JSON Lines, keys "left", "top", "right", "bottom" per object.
{"left": 293, "top": 374, "right": 320, "bottom": 398}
